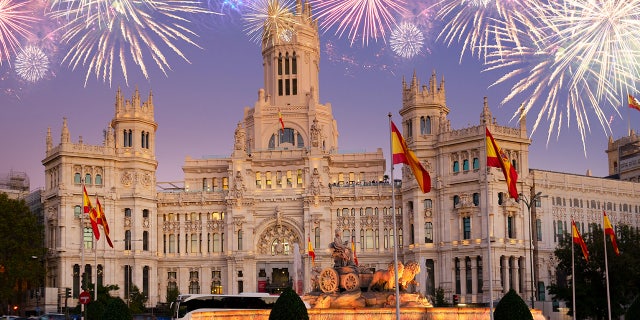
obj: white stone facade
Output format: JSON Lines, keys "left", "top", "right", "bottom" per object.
{"left": 40, "top": 2, "right": 640, "bottom": 318}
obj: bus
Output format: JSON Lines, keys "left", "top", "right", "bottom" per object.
{"left": 170, "top": 293, "right": 280, "bottom": 320}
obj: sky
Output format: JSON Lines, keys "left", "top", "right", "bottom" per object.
{"left": 1, "top": 0, "right": 638, "bottom": 191}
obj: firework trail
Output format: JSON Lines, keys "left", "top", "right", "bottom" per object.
{"left": 15, "top": 44, "right": 49, "bottom": 82}
{"left": 242, "top": 0, "right": 297, "bottom": 45}
{"left": 310, "top": 0, "right": 408, "bottom": 47}
{"left": 47, "top": 0, "right": 219, "bottom": 86}
{"left": 484, "top": 0, "right": 640, "bottom": 153}
{"left": 0, "top": 0, "right": 39, "bottom": 66}
{"left": 434, "top": 0, "right": 543, "bottom": 62}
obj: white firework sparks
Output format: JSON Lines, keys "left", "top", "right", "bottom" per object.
{"left": 47, "top": 0, "right": 219, "bottom": 86}
{"left": 242, "top": 0, "right": 298, "bottom": 45}
{"left": 14, "top": 44, "right": 49, "bottom": 82}
{"left": 390, "top": 21, "right": 424, "bottom": 59}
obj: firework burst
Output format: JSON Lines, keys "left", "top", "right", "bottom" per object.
{"left": 484, "top": 0, "right": 640, "bottom": 152}
{"left": 434, "top": 0, "right": 543, "bottom": 62}
{"left": 390, "top": 21, "right": 424, "bottom": 59}
{"left": 15, "top": 44, "right": 49, "bottom": 82}
{"left": 242, "top": 0, "right": 298, "bottom": 45}
{"left": 0, "top": 0, "right": 39, "bottom": 66}
{"left": 310, "top": 0, "right": 408, "bottom": 47}
{"left": 47, "top": 0, "right": 219, "bottom": 86}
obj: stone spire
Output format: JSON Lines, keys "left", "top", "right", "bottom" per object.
{"left": 61, "top": 118, "right": 70, "bottom": 143}
{"left": 480, "top": 97, "right": 492, "bottom": 125}
{"left": 46, "top": 127, "right": 52, "bottom": 151}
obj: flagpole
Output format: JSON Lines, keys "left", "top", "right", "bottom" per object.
{"left": 571, "top": 219, "right": 576, "bottom": 320}
{"left": 95, "top": 231, "right": 98, "bottom": 302}
{"left": 484, "top": 129, "right": 495, "bottom": 320}
{"left": 603, "top": 223, "right": 612, "bottom": 320}
{"left": 81, "top": 182, "right": 86, "bottom": 320}
{"left": 388, "top": 113, "right": 401, "bottom": 320}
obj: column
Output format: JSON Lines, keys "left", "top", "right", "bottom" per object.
{"left": 513, "top": 257, "right": 520, "bottom": 293}
{"left": 471, "top": 257, "right": 478, "bottom": 296}
{"left": 501, "top": 256, "right": 509, "bottom": 293}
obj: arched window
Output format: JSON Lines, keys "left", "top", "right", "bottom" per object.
{"left": 280, "top": 128, "right": 295, "bottom": 145}
{"left": 297, "top": 133, "right": 304, "bottom": 148}
{"left": 365, "top": 229, "right": 374, "bottom": 249}
{"left": 473, "top": 157, "right": 479, "bottom": 170}
{"left": 473, "top": 193, "right": 480, "bottom": 206}
{"left": 74, "top": 205, "right": 82, "bottom": 218}
{"left": 74, "top": 173, "right": 81, "bottom": 184}
{"left": 268, "top": 135, "right": 276, "bottom": 149}
{"left": 463, "top": 159, "right": 469, "bottom": 171}
{"left": 453, "top": 161, "right": 459, "bottom": 173}
{"left": 453, "top": 195, "right": 460, "bottom": 207}
{"left": 95, "top": 174, "right": 102, "bottom": 185}
{"left": 314, "top": 227, "right": 320, "bottom": 249}
{"left": 85, "top": 173, "right": 92, "bottom": 185}
{"left": 143, "top": 209, "right": 149, "bottom": 218}
{"left": 169, "top": 234, "right": 176, "bottom": 253}
{"left": 189, "top": 271, "right": 200, "bottom": 294}
{"left": 237, "top": 230, "right": 243, "bottom": 251}
{"left": 125, "top": 208, "right": 131, "bottom": 217}
{"left": 97, "top": 265, "right": 104, "bottom": 288}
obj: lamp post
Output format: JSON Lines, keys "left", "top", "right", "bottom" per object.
{"left": 519, "top": 191, "right": 544, "bottom": 309}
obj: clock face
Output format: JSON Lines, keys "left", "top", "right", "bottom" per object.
{"left": 279, "top": 29, "right": 293, "bottom": 42}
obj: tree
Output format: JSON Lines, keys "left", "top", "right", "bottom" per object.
{"left": 494, "top": 289, "right": 533, "bottom": 320}
{"left": 0, "top": 194, "right": 45, "bottom": 307}
{"left": 129, "top": 285, "right": 148, "bottom": 314}
{"left": 166, "top": 287, "right": 180, "bottom": 306}
{"left": 102, "top": 297, "right": 132, "bottom": 320}
{"left": 548, "top": 224, "right": 640, "bottom": 319}
{"left": 433, "top": 287, "right": 449, "bottom": 307}
{"left": 269, "top": 287, "right": 309, "bottom": 320}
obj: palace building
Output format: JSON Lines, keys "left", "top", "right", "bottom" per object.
{"left": 40, "top": 1, "right": 640, "bottom": 318}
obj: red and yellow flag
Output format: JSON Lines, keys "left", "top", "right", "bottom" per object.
{"left": 82, "top": 186, "right": 100, "bottom": 239}
{"left": 351, "top": 237, "right": 359, "bottom": 266}
{"left": 486, "top": 128, "right": 519, "bottom": 200}
{"left": 391, "top": 121, "right": 431, "bottom": 193}
{"left": 96, "top": 197, "right": 113, "bottom": 248}
{"left": 603, "top": 211, "right": 620, "bottom": 255}
{"left": 278, "top": 109, "right": 285, "bottom": 133}
{"left": 628, "top": 94, "right": 640, "bottom": 112}
{"left": 572, "top": 220, "right": 589, "bottom": 262}
{"left": 307, "top": 237, "right": 315, "bottom": 265}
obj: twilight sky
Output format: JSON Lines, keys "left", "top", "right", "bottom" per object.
{"left": 0, "top": 2, "right": 636, "bottom": 190}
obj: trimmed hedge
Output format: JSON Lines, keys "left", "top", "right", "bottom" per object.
{"left": 269, "top": 287, "right": 309, "bottom": 320}
{"left": 494, "top": 289, "right": 533, "bottom": 320}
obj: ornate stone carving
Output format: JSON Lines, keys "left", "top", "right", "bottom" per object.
{"left": 257, "top": 223, "right": 301, "bottom": 255}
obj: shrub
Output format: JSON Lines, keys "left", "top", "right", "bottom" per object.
{"left": 269, "top": 287, "right": 309, "bottom": 320}
{"left": 494, "top": 289, "right": 533, "bottom": 320}
{"left": 101, "top": 297, "right": 132, "bottom": 320}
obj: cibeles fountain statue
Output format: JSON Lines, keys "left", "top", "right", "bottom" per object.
{"left": 303, "top": 231, "right": 431, "bottom": 309}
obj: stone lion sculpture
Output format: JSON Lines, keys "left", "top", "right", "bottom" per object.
{"left": 368, "top": 261, "right": 404, "bottom": 291}
{"left": 399, "top": 261, "right": 420, "bottom": 291}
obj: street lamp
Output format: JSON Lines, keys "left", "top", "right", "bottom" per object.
{"left": 519, "top": 191, "right": 545, "bottom": 309}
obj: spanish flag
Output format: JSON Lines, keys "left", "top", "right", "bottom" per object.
{"left": 628, "top": 94, "right": 640, "bottom": 112}
{"left": 572, "top": 220, "right": 589, "bottom": 262}
{"left": 351, "top": 237, "right": 359, "bottom": 266}
{"left": 486, "top": 128, "right": 519, "bottom": 201}
{"left": 82, "top": 186, "right": 100, "bottom": 239}
{"left": 391, "top": 121, "right": 431, "bottom": 193}
{"left": 603, "top": 211, "right": 620, "bottom": 255}
{"left": 278, "top": 109, "right": 285, "bottom": 133}
{"left": 96, "top": 197, "right": 114, "bottom": 248}
{"left": 307, "top": 237, "right": 315, "bottom": 265}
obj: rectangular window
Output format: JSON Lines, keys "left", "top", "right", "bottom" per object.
{"left": 292, "top": 78, "right": 297, "bottom": 95}
{"left": 286, "top": 171, "right": 292, "bottom": 186}
{"left": 285, "top": 79, "right": 290, "bottom": 95}
{"left": 425, "top": 222, "right": 433, "bottom": 243}
{"left": 223, "top": 177, "right": 229, "bottom": 190}
{"left": 463, "top": 217, "right": 471, "bottom": 239}
{"left": 83, "top": 227, "right": 93, "bottom": 249}
{"left": 266, "top": 171, "right": 272, "bottom": 188}
{"left": 278, "top": 79, "right": 283, "bottom": 96}
{"left": 507, "top": 216, "right": 515, "bottom": 238}
{"left": 297, "top": 169, "right": 303, "bottom": 185}
{"left": 255, "top": 172, "right": 262, "bottom": 188}
{"left": 536, "top": 219, "right": 542, "bottom": 241}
